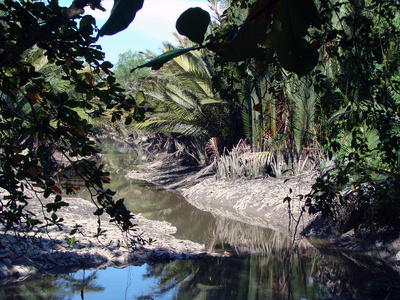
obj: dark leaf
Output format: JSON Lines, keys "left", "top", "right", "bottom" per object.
{"left": 272, "top": 36, "right": 319, "bottom": 77}
{"left": 220, "top": 0, "right": 278, "bottom": 62}
{"left": 94, "top": 208, "right": 104, "bottom": 216}
{"left": 99, "top": 0, "right": 144, "bottom": 36}
{"left": 270, "top": 0, "right": 320, "bottom": 76}
{"left": 176, "top": 7, "right": 210, "bottom": 44}
{"left": 131, "top": 47, "right": 197, "bottom": 71}
{"left": 125, "top": 115, "right": 133, "bottom": 125}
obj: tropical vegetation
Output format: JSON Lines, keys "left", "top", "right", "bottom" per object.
{"left": 121, "top": 0, "right": 400, "bottom": 231}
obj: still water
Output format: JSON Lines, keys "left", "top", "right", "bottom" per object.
{"left": 1, "top": 143, "right": 399, "bottom": 299}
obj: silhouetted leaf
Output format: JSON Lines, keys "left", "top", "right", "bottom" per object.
{"left": 176, "top": 7, "right": 210, "bottom": 44}
{"left": 271, "top": 0, "right": 320, "bottom": 76}
{"left": 98, "top": 0, "right": 144, "bottom": 36}
{"left": 131, "top": 47, "right": 196, "bottom": 71}
{"left": 273, "top": 36, "right": 319, "bottom": 77}
{"left": 219, "top": 0, "right": 278, "bottom": 62}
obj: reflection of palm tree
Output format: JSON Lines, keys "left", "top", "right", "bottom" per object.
{"left": 58, "top": 270, "right": 104, "bottom": 297}
{"left": 142, "top": 260, "right": 199, "bottom": 297}
{"left": 1, "top": 270, "right": 103, "bottom": 299}
{"left": 141, "top": 249, "right": 323, "bottom": 300}
{"left": 210, "top": 218, "right": 292, "bottom": 255}
{"left": 97, "top": 146, "right": 219, "bottom": 243}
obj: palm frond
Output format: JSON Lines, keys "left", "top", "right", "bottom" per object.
{"left": 134, "top": 41, "right": 226, "bottom": 139}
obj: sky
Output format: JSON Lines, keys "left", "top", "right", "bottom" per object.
{"left": 62, "top": 0, "right": 212, "bottom": 65}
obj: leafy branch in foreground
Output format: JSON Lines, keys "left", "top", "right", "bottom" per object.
{"left": 0, "top": 0, "right": 146, "bottom": 238}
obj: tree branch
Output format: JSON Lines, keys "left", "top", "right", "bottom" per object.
{"left": 0, "top": 0, "right": 91, "bottom": 68}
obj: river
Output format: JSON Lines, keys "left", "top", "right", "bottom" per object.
{"left": 0, "top": 141, "right": 398, "bottom": 299}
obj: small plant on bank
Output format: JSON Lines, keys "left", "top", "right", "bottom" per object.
{"left": 216, "top": 140, "right": 271, "bottom": 179}
{"left": 215, "top": 139, "right": 319, "bottom": 179}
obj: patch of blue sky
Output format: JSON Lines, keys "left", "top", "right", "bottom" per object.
{"left": 59, "top": 0, "right": 211, "bottom": 64}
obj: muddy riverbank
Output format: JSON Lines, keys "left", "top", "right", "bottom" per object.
{"left": 127, "top": 153, "right": 400, "bottom": 268}
{"left": 2, "top": 151, "right": 400, "bottom": 287}
{"left": 0, "top": 190, "right": 208, "bottom": 286}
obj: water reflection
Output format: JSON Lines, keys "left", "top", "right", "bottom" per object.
{"left": 90, "top": 147, "right": 297, "bottom": 255}
{"left": 0, "top": 270, "right": 103, "bottom": 299}
{"left": 140, "top": 248, "right": 398, "bottom": 299}
{"left": 3, "top": 247, "right": 398, "bottom": 299}
{"left": 103, "top": 172, "right": 297, "bottom": 255}
{"left": 3, "top": 141, "right": 398, "bottom": 299}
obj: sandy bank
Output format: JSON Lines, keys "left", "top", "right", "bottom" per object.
{"left": 181, "top": 173, "right": 317, "bottom": 235}
{"left": 0, "top": 192, "right": 208, "bottom": 286}
{"left": 127, "top": 153, "right": 317, "bottom": 236}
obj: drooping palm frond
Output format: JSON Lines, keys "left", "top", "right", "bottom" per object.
{"left": 241, "top": 101, "right": 252, "bottom": 142}
{"left": 163, "top": 43, "right": 215, "bottom": 98}
{"left": 136, "top": 118, "right": 208, "bottom": 138}
{"left": 135, "top": 82, "right": 211, "bottom": 139}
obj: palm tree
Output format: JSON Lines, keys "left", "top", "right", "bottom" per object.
{"left": 134, "top": 37, "right": 239, "bottom": 146}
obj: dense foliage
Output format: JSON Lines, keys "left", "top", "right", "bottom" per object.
{"left": 0, "top": 0, "right": 145, "bottom": 236}
{"left": 304, "top": 0, "right": 400, "bottom": 229}
{"left": 128, "top": 0, "right": 400, "bottom": 230}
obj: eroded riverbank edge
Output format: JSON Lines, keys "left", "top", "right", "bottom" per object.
{"left": 127, "top": 154, "right": 400, "bottom": 270}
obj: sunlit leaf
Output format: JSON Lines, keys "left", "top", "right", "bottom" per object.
{"left": 50, "top": 185, "right": 62, "bottom": 194}
{"left": 85, "top": 72, "right": 93, "bottom": 85}
{"left": 73, "top": 126, "right": 86, "bottom": 136}
{"left": 135, "top": 91, "right": 145, "bottom": 104}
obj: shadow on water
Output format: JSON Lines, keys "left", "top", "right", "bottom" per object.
{"left": 2, "top": 140, "right": 400, "bottom": 299}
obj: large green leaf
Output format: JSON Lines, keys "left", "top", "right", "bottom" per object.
{"left": 176, "top": 7, "right": 210, "bottom": 44}
{"left": 135, "top": 91, "right": 145, "bottom": 104}
{"left": 218, "top": 0, "right": 279, "bottom": 62}
{"left": 272, "top": 36, "right": 319, "bottom": 77}
{"left": 270, "top": 0, "right": 320, "bottom": 76}
{"left": 131, "top": 47, "right": 197, "bottom": 71}
{"left": 98, "top": 0, "right": 144, "bottom": 36}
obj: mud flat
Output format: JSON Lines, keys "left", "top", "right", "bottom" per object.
{"left": 0, "top": 192, "right": 208, "bottom": 286}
